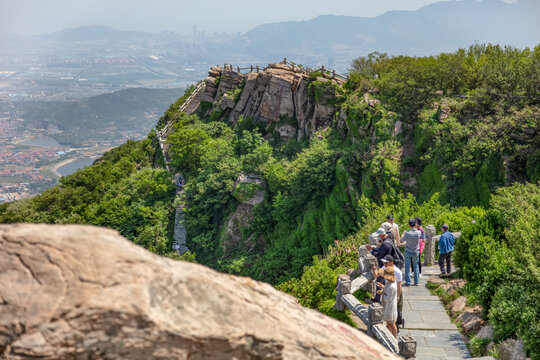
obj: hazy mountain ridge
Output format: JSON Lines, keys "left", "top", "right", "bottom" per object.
{"left": 37, "top": 25, "right": 160, "bottom": 42}
{"left": 245, "top": 0, "right": 540, "bottom": 55}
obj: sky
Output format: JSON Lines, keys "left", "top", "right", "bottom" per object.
{"left": 0, "top": 0, "right": 515, "bottom": 36}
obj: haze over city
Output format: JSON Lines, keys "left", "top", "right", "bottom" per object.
{"left": 1, "top": 0, "right": 518, "bottom": 36}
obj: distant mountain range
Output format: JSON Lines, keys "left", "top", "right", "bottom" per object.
{"left": 244, "top": 0, "right": 540, "bottom": 56}
{"left": 26, "top": 0, "right": 540, "bottom": 56}
{"left": 2, "top": 0, "right": 538, "bottom": 72}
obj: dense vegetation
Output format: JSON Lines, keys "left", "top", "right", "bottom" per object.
{"left": 0, "top": 136, "right": 177, "bottom": 255}
{"left": 1, "top": 44, "right": 538, "bottom": 357}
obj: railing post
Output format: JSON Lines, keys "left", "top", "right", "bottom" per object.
{"left": 357, "top": 245, "right": 374, "bottom": 272}
{"left": 367, "top": 303, "right": 383, "bottom": 337}
{"left": 398, "top": 334, "right": 417, "bottom": 359}
{"left": 333, "top": 274, "right": 351, "bottom": 311}
{"left": 424, "top": 225, "right": 436, "bottom": 266}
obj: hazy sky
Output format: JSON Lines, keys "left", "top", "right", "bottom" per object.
{"left": 0, "top": 0, "right": 511, "bottom": 36}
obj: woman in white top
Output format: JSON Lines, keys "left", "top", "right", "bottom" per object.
{"left": 375, "top": 264, "right": 398, "bottom": 338}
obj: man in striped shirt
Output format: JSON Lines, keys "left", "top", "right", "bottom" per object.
{"left": 400, "top": 219, "right": 422, "bottom": 286}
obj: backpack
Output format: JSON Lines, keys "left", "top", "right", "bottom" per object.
{"left": 385, "top": 239, "right": 405, "bottom": 270}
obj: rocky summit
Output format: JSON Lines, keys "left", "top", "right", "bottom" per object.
{"left": 0, "top": 224, "right": 398, "bottom": 360}
{"left": 164, "top": 63, "right": 344, "bottom": 142}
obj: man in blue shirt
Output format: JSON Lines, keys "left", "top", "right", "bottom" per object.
{"left": 438, "top": 224, "right": 455, "bottom": 275}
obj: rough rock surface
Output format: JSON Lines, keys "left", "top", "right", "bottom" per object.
{"left": 457, "top": 310, "right": 484, "bottom": 334}
{"left": 449, "top": 296, "right": 467, "bottom": 315}
{"left": 497, "top": 339, "right": 527, "bottom": 360}
{"left": 0, "top": 224, "right": 399, "bottom": 360}
{"left": 476, "top": 323, "right": 494, "bottom": 339}
{"left": 428, "top": 277, "right": 446, "bottom": 285}
{"left": 188, "top": 63, "right": 343, "bottom": 141}
{"left": 222, "top": 174, "right": 267, "bottom": 254}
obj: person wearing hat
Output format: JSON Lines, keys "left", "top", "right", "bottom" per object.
{"left": 373, "top": 259, "right": 398, "bottom": 338}
{"left": 366, "top": 228, "right": 394, "bottom": 303}
{"left": 366, "top": 228, "right": 393, "bottom": 268}
{"left": 381, "top": 254, "right": 404, "bottom": 330}
{"left": 438, "top": 224, "right": 455, "bottom": 275}
{"left": 400, "top": 219, "right": 422, "bottom": 286}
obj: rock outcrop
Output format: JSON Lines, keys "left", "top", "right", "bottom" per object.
{"left": 222, "top": 174, "right": 267, "bottom": 253}
{"left": 0, "top": 224, "right": 399, "bottom": 360}
{"left": 187, "top": 63, "right": 344, "bottom": 141}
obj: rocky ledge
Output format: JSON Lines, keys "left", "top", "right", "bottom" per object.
{"left": 180, "top": 63, "right": 344, "bottom": 142}
{"left": 0, "top": 224, "right": 398, "bottom": 360}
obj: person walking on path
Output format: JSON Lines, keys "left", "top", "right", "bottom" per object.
{"left": 400, "top": 219, "right": 422, "bottom": 286}
{"left": 413, "top": 217, "right": 425, "bottom": 276}
{"left": 374, "top": 264, "right": 398, "bottom": 338}
{"left": 438, "top": 224, "right": 455, "bottom": 275}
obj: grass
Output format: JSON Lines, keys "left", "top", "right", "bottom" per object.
{"left": 0, "top": 176, "right": 28, "bottom": 183}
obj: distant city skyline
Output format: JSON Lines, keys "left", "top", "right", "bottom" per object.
{"left": 0, "top": 0, "right": 519, "bottom": 36}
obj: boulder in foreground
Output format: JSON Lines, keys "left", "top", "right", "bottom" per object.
{"left": 0, "top": 224, "right": 399, "bottom": 360}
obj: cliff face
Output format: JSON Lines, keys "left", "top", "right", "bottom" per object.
{"left": 184, "top": 63, "right": 344, "bottom": 141}
{"left": 0, "top": 224, "right": 399, "bottom": 360}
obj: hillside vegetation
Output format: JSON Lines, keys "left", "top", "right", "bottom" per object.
{"left": 1, "top": 44, "right": 538, "bottom": 357}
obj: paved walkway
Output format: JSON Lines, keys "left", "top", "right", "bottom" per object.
{"left": 401, "top": 265, "right": 471, "bottom": 360}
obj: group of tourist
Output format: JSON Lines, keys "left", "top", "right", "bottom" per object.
{"left": 367, "top": 215, "right": 455, "bottom": 338}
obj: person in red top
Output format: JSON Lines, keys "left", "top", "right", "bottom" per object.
{"left": 414, "top": 217, "right": 425, "bottom": 276}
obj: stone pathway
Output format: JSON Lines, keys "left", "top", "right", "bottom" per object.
{"left": 401, "top": 265, "right": 471, "bottom": 360}
{"left": 172, "top": 174, "right": 189, "bottom": 254}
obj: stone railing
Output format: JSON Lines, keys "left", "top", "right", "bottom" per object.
{"left": 159, "top": 81, "right": 206, "bottom": 138}
{"left": 220, "top": 63, "right": 269, "bottom": 74}
{"left": 423, "top": 225, "right": 462, "bottom": 266}
{"left": 281, "top": 58, "right": 348, "bottom": 81}
{"left": 334, "top": 245, "right": 416, "bottom": 359}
